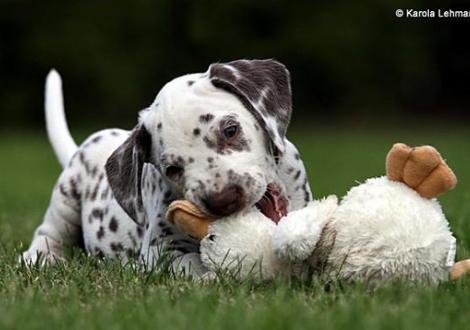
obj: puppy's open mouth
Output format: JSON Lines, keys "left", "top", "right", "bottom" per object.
{"left": 255, "top": 183, "right": 288, "bottom": 224}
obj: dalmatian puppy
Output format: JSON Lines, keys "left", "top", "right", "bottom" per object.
{"left": 22, "top": 59, "right": 313, "bottom": 277}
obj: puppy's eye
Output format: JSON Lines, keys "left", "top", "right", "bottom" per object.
{"left": 222, "top": 125, "right": 238, "bottom": 139}
{"left": 165, "top": 165, "right": 184, "bottom": 179}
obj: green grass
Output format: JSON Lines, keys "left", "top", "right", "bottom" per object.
{"left": 0, "top": 127, "right": 470, "bottom": 330}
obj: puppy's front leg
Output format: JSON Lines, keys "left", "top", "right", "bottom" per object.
{"left": 140, "top": 163, "right": 206, "bottom": 278}
{"left": 141, "top": 225, "right": 206, "bottom": 278}
{"left": 139, "top": 198, "right": 206, "bottom": 278}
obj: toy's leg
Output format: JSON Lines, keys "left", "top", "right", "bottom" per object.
{"left": 273, "top": 195, "right": 337, "bottom": 261}
{"left": 450, "top": 259, "right": 470, "bottom": 280}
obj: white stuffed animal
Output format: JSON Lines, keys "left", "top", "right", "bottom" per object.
{"left": 166, "top": 143, "right": 470, "bottom": 286}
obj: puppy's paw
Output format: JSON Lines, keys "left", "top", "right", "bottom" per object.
{"left": 20, "top": 250, "right": 65, "bottom": 267}
{"left": 198, "top": 270, "right": 219, "bottom": 283}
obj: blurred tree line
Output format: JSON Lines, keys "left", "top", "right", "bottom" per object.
{"left": 0, "top": 0, "right": 469, "bottom": 131}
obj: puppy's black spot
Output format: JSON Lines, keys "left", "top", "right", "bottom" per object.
{"left": 176, "top": 156, "right": 186, "bottom": 166}
{"left": 91, "top": 208, "right": 104, "bottom": 221}
{"left": 127, "top": 231, "right": 138, "bottom": 247}
{"left": 110, "top": 242, "right": 124, "bottom": 252}
{"left": 136, "top": 226, "right": 144, "bottom": 238}
{"left": 78, "top": 151, "right": 86, "bottom": 164}
{"left": 69, "top": 178, "right": 81, "bottom": 200}
{"left": 193, "top": 128, "right": 201, "bottom": 137}
{"left": 59, "top": 184, "right": 68, "bottom": 197}
{"left": 94, "top": 247, "right": 105, "bottom": 259}
{"left": 199, "top": 113, "right": 215, "bottom": 123}
{"left": 187, "top": 80, "right": 194, "bottom": 86}
{"left": 84, "top": 186, "right": 91, "bottom": 200}
{"left": 90, "top": 183, "right": 99, "bottom": 201}
{"left": 304, "top": 190, "right": 311, "bottom": 204}
{"left": 109, "top": 217, "right": 119, "bottom": 232}
{"left": 157, "top": 122, "right": 162, "bottom": 131}
{"left": 151, "top": 182, "right": 157, "bottom": 194}
{"left": 100, "top": 186, "right": 110, "bottom": 200}
{"left": 203, "top": 136, "right": 217, "bottom": 150}
{"left": 294, "top": 170, "right": 301, "bottom": 181}
{"left": 302, "top": 178, "right": 312, "bottom": 203}
{"left": 97, "top": 226, "right": 105, "bottom": 240}
{"left": 78, "top": 151, "right": 93, "bottom": 174}
{"left": 91, "top": 135, "right": 102, "bottom": 144}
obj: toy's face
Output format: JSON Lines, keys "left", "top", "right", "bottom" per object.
{"left": 145, "top": 73, "right": 288, "bottom": 222}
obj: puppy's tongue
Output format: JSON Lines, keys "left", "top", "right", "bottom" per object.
{"left": 256, "top": 184, "right": 288, "bottom": 224}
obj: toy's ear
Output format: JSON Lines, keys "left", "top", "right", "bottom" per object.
{"left": 105, "top": 124, "right": 152, "bottom": 224}
{"left": 209, "top": 59, "right": 292, "bottom": 155}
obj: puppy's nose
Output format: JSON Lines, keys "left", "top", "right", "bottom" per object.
{"left": 203, "top": 185, "right": 245, "bottom": 216}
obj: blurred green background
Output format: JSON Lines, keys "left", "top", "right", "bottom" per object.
{"left": 1, "top": 0, "right": 469, "bottom": 132}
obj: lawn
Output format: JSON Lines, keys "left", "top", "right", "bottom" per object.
{"left": 0, "top": 126, "right": 469, "bottom": 330}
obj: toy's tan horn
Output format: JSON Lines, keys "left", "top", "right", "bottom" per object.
{"left": 386, "top": 143, "right": 457, "bottom": 199}
{"left": 166, "top": 200, "right": 214, "bottom": 241}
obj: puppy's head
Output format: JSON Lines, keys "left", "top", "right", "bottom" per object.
{"left": 106, "top": 59, "right": 293, "bottom": 226}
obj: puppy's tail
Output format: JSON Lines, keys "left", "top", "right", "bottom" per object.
{"left": 45, "top": 69, "right": 78, "bottom": 168}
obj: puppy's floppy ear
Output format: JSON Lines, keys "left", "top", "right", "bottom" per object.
{"left": 209, "top": 59, "right": 292, "bottom": 154}
{"left": 105, "top": 124, "right": 151, "bottom": 225}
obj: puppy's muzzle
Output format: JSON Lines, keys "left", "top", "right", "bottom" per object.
{"left": 203, "top": 185, "right": 245, "bottom": 217}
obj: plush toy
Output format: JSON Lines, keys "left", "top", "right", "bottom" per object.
{"left": 166, "top": 143, "right": 470, "bottom": 286}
